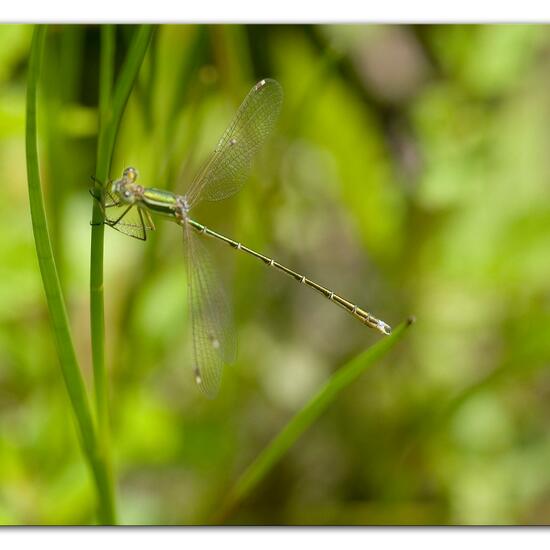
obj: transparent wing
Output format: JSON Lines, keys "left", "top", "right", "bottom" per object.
{"left": 184, "top": 223, "right": 237, "bottom": 398}
{"left": 103, "top": 189, "right": 155, "bottom": 241}
{"left": 184, "top": 78, "right": 283, "bottom": 208}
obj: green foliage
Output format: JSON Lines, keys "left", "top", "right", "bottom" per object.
{"left": 2, "top": 23, "right": 550, "bottom": 525}
{"left": 25, "top": 24, "right": 153, "bottom": 524}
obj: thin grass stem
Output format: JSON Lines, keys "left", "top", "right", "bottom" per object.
{"left": 89, "top": 24, "right": 154, "bottom": 524}
{"left": 215, "top": 318, "right": 415, "bottom": 523}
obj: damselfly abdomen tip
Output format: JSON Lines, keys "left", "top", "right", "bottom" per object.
{"left": 376, "top": 320, "right": 392, "bottom": 336}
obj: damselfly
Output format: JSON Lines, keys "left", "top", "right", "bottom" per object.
{"left": 98, "top": 78, "right": 391, "bottom": 397}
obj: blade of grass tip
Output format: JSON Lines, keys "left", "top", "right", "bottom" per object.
{"left": 89, "top": 24, "right": 154, "bottom": 523}
{"left": 26, "top": 24, "right": 114, "bottom": 525}
{"left": 215, "top": 317, "right": 415, "bottom": 523}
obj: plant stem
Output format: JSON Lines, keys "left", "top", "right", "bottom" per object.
{"left": 89, "top": 24, "right": 155, "bottom": 524}
{"left": 215, "top": 318, "right": 415, "bottom": 523}
{"left": 89, "top": 24, "right": 116, "bottom": 524}
{"left": 26, "top": 24, "right": 115, "bottom": 525}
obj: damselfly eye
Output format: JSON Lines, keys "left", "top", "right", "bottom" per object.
{"left": 123, "top": 166, "right": 138, "bottom": 182}
{"left": 123, "top": 190, "right": 131, "bottom": 199}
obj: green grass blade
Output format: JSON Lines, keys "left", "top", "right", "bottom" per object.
{"left": 98, "top": 25, "right": 115, "bottom": 128}
{"left": 216, "top": 318, "right": 414, "bottom": 522}
{"left": 25, "top": 24, "right": 114, "bottom": 525}
{"left": 90, "top": 23, "right": 154, "bottom": 421}
{"left": 88, "top": 24, "right": 117, "bottom": 524}
{"left": 94, "top": 25, "right": 155, "bottom": 183}
{"left": 89, "top": 24, "right": 154, "bottom": 523}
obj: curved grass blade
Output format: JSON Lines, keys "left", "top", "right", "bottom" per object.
{"left": 26, "top": 25, "right": 115, "bottom": 525}
{"left": 215, "top": 318, "right": 415, "bottom": 523}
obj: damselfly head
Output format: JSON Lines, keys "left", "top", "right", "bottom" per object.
{"left": 111, "top": 167, "right": 142, "bottom": 205}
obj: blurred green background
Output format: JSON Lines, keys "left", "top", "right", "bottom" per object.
{"left": 1, "top": 24, "right": 550, "bottom": 525}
